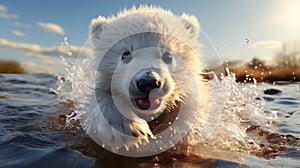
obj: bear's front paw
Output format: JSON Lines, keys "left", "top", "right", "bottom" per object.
{"left": 129, "top": 120, "right": 154, "bottom": 142}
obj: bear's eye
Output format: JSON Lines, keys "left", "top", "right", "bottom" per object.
{"left": 121, "top": 51, "right": 132, "bottom": 63}
{"left": 162, "top": 52, "right": 172, "bottom": 64}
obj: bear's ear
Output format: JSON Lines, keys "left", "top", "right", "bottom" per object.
{"left": 180, "top": 13, "right": 200, "bottom": 39}
{"left": 89, "top": 16, "right": 109, "bottom": 38}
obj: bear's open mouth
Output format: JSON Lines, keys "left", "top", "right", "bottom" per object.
{"left": 133, "top": 96, "right": 162, "bottom": 110}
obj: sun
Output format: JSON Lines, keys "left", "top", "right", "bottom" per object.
{"left": 283, "top": 1, "right": 300, "bottom": 25}
{"left": 271, "top": 0, "right": 300, "bottom": 35}
{"left": 265, "top": 0, "right": 300, "bottom": 40}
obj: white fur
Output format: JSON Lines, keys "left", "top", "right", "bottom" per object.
{"left": 83, "top": 5, "right": 210, "bottom": 152}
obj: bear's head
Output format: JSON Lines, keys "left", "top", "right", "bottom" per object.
{"left": 85, "top": 6, "right": 208, "bottom": 155}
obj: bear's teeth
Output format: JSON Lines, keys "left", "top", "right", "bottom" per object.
{"left": 151, "top": 98, "right": 161, "bottom": 105}
{"left": 135, "top": 97, "right": 161, "bottom": 110}
{"left": 136, "top": 97, "right": 151, "bottom": 110}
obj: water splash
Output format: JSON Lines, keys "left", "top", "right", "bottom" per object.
{"left": 54, "top": 38, "right": 96, "bottom": 126}
{"left": 53, "top": 35, "right": 277, "bottom": 162}
{"left": 179, "top": 70, "right": 280, "bottom": 164}
{"left": 54, "top": 46, "right": 277, "bottom": 160}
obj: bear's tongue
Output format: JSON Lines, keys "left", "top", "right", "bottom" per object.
{"left": 136, "top": 97, "right": 161, "bottom": 110}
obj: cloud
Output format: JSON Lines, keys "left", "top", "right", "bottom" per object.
{"left": 251, "top": 41, "right": 283, "bottom": 48}
{"left": 0, "top": 4, "right": 18, "bottom": 19}
{"left": 25, "top": 52, "right": 58, "bottom": 65}
{"left": 0, "top": 4, "right": 7, "bottom": 12}
{"left": 0, "top": 12, "right": 18, "bottom": 19}
{"left": 37, "top": 22, "right": 65, "bottom": 35}
{"left": 0, "top": 38, "right": 92, "bottom": 58}
{"left": 12, "top": 30, "right": 26, "bottom": 37}
{"left": 41, "top": 59, "right": 57, "bottom": 65}
{"left": 25, "top": 52, "right": 49, "bottom": 59}
{"left": 21, "top": 61, "right": 55, "bottom": 74}
{"left": 0, "top": 38, "right": 41, "bottom": 52}
{"left": 14, "top": 22, "right": 31, "bottom": 28}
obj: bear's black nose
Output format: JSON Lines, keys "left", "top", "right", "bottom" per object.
{"left": 137, "top": 77, "right": 161, "bottom": 93}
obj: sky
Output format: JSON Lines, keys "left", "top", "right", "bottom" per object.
{"left": 0, "top": 0, "right": 300, "bottom": 74}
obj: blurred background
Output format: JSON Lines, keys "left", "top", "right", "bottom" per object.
{"left": 0, "top": 0, "right": 299, "bottom": 82}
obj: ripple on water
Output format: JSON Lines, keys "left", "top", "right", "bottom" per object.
{"left": 0, "top": 74, "right": 300, "bottom": 167}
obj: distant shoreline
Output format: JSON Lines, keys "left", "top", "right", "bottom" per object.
{"left": 227, "top": 66, "right": 299, "bottom": 83}
{"left": 0, "top": 60, "right": 27, "bottom": 74}
{"left": 205, "top": 56, "right": 300, "bottom": 83}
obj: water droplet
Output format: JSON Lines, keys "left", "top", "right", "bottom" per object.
{"left": 49, "top": 88, "right": 58, "bottom": 95}
{"left": 111, "top": 146, "right": 119, "bottom": 153}
{"left": 151, "top": 136, "right": 157, "bottom": 140}
{"left": 61, "top": 37, "right": 69, "bottom": 46}
{"left": 245, "top": 38, "right": 250, "bottom": 43}
{"left": 59, "top": 56, "right": 65, "bottom": 63}
{"left": 253, "top": 78, "right": 257, "bottom": 85}
{"left": 68, "top": 51, "right": 73, "bottom": 56}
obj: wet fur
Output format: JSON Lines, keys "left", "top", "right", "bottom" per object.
{"left": 84, "top": 5, "right": 209, "bottom": 150}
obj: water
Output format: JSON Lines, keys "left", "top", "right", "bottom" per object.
{"left": 0, "top": 74, "right": 299, "bottom": 167}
